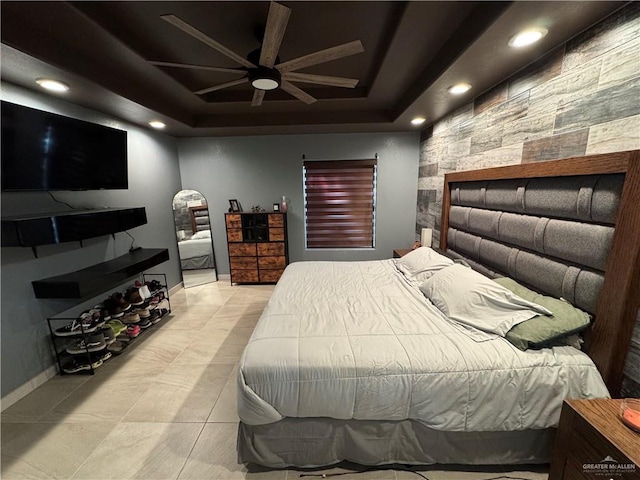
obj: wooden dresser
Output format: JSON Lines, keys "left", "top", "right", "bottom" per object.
{"left": 225, "top": 212, "right": 288, "bottom": 284}
{"left": 550, "top": 399, "right": 640, "bottom": 480}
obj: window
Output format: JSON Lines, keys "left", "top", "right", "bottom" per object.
{"left": 303, "top": 159, "right": 377, "bottom": 249}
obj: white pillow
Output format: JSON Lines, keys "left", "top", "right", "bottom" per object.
{"left": 419, "top": 264, "right": 552, "bottom": 336}
{"left": 396, "top": 247, "right": 454, "bottom": 283}
{"left": 190, "top": 230, "right": 211, "bottom": 240}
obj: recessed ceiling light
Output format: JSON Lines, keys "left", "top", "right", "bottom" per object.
{"left": 411, "top": 117, "right": 426, "bottom": 126}
{"left": 149, "top": 121, "right": 166, "bottom": 129}
{"left": 508, "top": 28, "right": 548, "bottom": 48}
{"left": 448, "top": 83, "right": 472, "bottom": 95}
{"left": 36, "top": 78, "right": 69, "bottom": 92}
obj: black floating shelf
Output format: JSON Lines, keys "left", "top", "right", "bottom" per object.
{"left": 32, "top": 248, "right": 169, "bottom": 299}
{"left": 1, "top": 207, "right": 147, "bottom": 248}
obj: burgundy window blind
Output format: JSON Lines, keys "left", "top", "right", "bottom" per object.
{"left": 304, "top": 159, "right": 376, "bottom": 249}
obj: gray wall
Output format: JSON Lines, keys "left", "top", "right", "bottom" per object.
{"left": 177, "top": 133, "right": 420, "bottom": 274}
{"left": 1, "top": 83, "right": 184, "bottom": 398}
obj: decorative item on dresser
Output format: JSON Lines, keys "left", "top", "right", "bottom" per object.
{"left": 225, "top": 212, "right": 288, "bottom": 284}
{"left": 549, "top": 399, "right": 640, "bottom": 480}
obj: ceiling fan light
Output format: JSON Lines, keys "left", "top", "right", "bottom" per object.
{"left": 411, "top": 117, "right": 426, "bottom": 126}
{"left": 508, "top": 28, "right": 548, "bottom": 48}
{"left": 36, "top": 78, "right": 69, "bottom": 92}
{"left": 252, "top": 78, "right": 280, "bottom": 90}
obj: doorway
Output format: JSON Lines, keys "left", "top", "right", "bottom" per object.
{"left": 172, "top": 189, "right": 218, "bottom": 288}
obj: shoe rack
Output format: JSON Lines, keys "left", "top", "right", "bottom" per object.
{"left": 47, "top": 273, "right": 171, "bottom": 375}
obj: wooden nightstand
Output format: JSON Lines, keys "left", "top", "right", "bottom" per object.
{"left": 393, "top": 248, "right": 412, "bottom": 258}
{"left": 550, "top": 399, "right": 640, "bottom": 480}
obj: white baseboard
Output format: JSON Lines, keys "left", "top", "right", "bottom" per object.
{"left": 1, "top": 365, "right": 58, "bottom": 411}
{"left": 218, "top": 273, "right": 230, "bottom": 280}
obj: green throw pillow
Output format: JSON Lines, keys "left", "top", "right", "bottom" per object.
{"left": 492, "top": 277, "right": 592, "bottom": 350}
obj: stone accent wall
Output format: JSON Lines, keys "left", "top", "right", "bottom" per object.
{"left": 416, "top": 3, "right": 640, "bottom": 397}
{"left": 417, "top": 3, "right": 640, "bottom": 246}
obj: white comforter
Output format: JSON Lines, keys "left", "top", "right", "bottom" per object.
{"left": 178, "top": 238, "right": 212, "bottom": 259}
{"left": 238, "top": 260, "right": 609, "bottom": 431}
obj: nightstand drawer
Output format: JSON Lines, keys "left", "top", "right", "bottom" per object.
{"left": 229, "top": 243, "right": 257, "bottom": 256}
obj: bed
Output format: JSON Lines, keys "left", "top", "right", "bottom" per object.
{"left": 236, "top": 150, "right": 640, "bottom": 468}
{"left": 178, "top": 206, "right": 215, "bottom": 270}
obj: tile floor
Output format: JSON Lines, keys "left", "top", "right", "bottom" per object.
{"left": 1, "top": 281, "right": 549, "bottom": 480}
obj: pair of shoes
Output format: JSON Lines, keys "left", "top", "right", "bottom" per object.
{"left": 105, "top": 319, "right": 127, "bottom": 337}
{"left": 124, "top": 287, "right": 145, "bottom": 307}
{"left": 126, "top": 324, "right": 141, "bottom": 338}
{"left": 107, "top": 340, "right": 128, "bottom": 355}
{"left": 62, "top": 357, "right": 103, "bottom": 374}
{"left": 149, "top": 310, "right": 162, "bottom": 324}
{"left": 122, "top": 312, "right": 140, "bottom": 324}
{"left": 90, "top": 348, "right": 112, "bottom": 363}
{"left": 66, "top": 333, "right": 106, "bottom": 354}
{"left": 134, "top": 281, "right": 152, "bottom": 299}
{"left": 101, "top": 325, "right": 117, "bottom": 345}
{"left": 145, "top": 280, "right": 162, "bottom": 294}
{"left": 103, "top": 292, "right": 131, "bottom": 318}
{"left": 134, "top": 306, "right": 151, "bottom": 319}
{"left": 138, "top": 317, "right": 152, "bottom": 329}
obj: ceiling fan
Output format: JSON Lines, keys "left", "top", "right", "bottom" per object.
{"left": 149, "top": 1, "right": 364, "bottom": 106}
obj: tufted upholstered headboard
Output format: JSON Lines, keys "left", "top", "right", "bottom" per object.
{"left": 440, "top": 150, "right": 640, "bottom": 397}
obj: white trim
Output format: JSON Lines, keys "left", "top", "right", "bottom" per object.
{"left": 1, "top": 365, "right": 58, "bottom": 411}
{"left": 169, "top": 282, "right": 184, "bottom": 296}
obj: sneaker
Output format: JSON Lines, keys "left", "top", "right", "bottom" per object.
{"left": 101, "top": 325, "right": 116, "bottom": 345}
{"left": 138, "top": 317, "right": 152, "bottom": 329}
{"left": 126, "top": 324, "right": 141, "bottom": 338}
{"left": 103, "top": 297, "right": 124, "bottom": 319}
{"left": 149, "top": 310, "right": 162, "bottom": 324}
{"left": 122, "top": 312, "right": 140, "bottom": 324}
{"left": 111, "top": 292, "right": 131, "bottom": 312}
{"left": 125, "top": 288, "right": 145, "bottom": 306}
{"left": 62, "top": 357, "right": 103, "bottom": 374}
{"left": 145, "top": 280, "right": 162, "bottom": 294}
{"left": 91, "top": 349, "right": 112, "bottom": 363}
{"left": 135, "top": 307, "right": 151, "bottom": 319}
{"left": 66, "top": 333, "right": 106, "bottom": 354}
{"left": 107, "top": 340, "right": 128, "bottom": 355}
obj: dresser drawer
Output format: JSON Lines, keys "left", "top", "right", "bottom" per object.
{"left": 268, "top": 214, "right": 284, "bottom": 227}
{"left": 227, "top": 229, "right": 243, "bottom": 242}
{"left": 232, "top": 269, "right": 259, "bottom": 283}
{"left": 259, "top": 269, "right": 284, "bottom": 283}
{"left": 226, "top": 214, "right": 242, "bottom": 229}
{"left": 229, "top": 243, "right": 257, "bottom": 256}
{"left": 269, "top": 228, "right": 285, "bottom": 241}
{"left": 258, "top": 256, "right": 286, "bottom": 269}
{"left": 231, "top": 257, "right": 258, "bottom": 270}
{"left": 258, "top": 242, "right": 285, "bottom": 256}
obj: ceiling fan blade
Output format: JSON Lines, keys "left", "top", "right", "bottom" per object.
{"left": 281, "top": 80, "right": 316, "bottom": 104}
{"left": 161, "top": 14, "right": 255, "bottom": 68}
{"left": 194, "top": 77, "right": 248, "bottom": 95}
{"left": 149, "top": 61, "right": 246, "bottom": 75}
{"left": 259, "top": 2, "right": 291, "bottom": 68}
{"left": 276, "top": 40, "right": 364, "bottom": 73}
{"left": 282, "top": 72, "right": 359, "bottom": 88}
{"left": 251, "top": 90, "right": 266, "bottom": 107}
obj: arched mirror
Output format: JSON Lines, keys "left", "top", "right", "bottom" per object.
{"left": 172, "top": 190, "right": 218, "bottom": 288}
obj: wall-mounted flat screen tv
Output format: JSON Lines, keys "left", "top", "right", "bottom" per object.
{"left": 1, "top": 101, "right": 128, "bottom": 191}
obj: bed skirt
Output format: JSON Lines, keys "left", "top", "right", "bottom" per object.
{"left": 237, "top": 418, "right": 554, "bottom": 468}
{"left": 180, "top": 254, "right": 213, "bottom": 270}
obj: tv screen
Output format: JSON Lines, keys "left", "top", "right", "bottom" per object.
{"left": 1, "top": 101, "right": 128, "bottom": 191}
